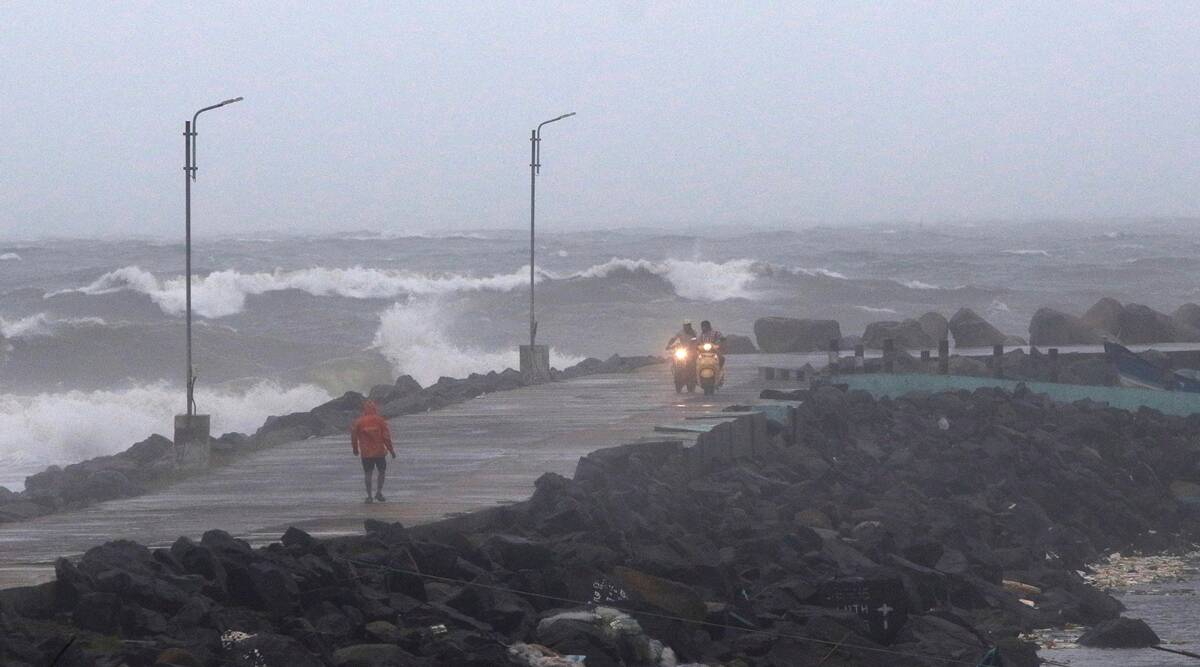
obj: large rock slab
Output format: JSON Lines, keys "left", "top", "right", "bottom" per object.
{"left": 917, "top": 311, "right": 949, "bottom": 343}
{"left": 862, "top": 319, "right": 936, "bottom": 350}
{"left": 1078, "top": 617, "right": 1160, "bottom": 648}
{"left": 1028, "top": 308, "right": 1104, "bottom": 346}
{"left": 1119, "top": 302, "right": 1200, "bottom": 344}
{"left": 753, "top": 317, "right": 841, "bottom": 353}
{"left": 948, "top": 308, "right": 1009, "bottom": 347}
{"left": 723, "top": 334, "right": 757, "bottom": 354}
{"left": 1172, "top": 303, "right": 1200, "bottom": 331}
{"left": 1082, "top": 298, "right": 1200, "bottom": 344}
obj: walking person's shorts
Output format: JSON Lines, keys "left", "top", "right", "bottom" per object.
{"left": 361, "top": 456, "right": 387, "bottom": 473}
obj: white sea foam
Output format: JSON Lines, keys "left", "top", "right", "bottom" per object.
{"left": 372, "top": 300, "right": 581, "bottom": 386}
{"left": 0, "top": 381, "right": 332, "bottom": 491}
{"left": 0, "top": 313, "right": 106, "bottom": 339}
{"left": 988, "top": 299, "right": 1012, "bottom": 314}
{"left": 902, "top": 280, "right": 942, "bottom": 290}
{"left": 1003, "top": 249, "right": 1051, "bottom": 257}
{"left": 55, "top": 257, "right": 853, "bottom": 318}
{"left": 55, "top": 265, "right": 536, "bottom": 318}
{"left": 0, "top": 253, "right": 20, "bottom": 261}
{"left": 855, "top": 306, "right": 898, "bottom": 315}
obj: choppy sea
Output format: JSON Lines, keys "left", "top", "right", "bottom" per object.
{"left": 2, "top": 220, "right": 1199, "bottom": 488}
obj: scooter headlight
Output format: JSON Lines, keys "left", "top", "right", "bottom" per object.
{"left": 702, "top": 343, "right": 713, "bottom": 351}
{"left": 674, "top": 348, "right": 688, "bottom": 360}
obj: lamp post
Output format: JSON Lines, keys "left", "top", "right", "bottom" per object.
{"left": 520, "top": 112, "right": 575, "bottom": 381}
{"left": 183, "top": 96, "right": 242, "bottom": 416}
{"left": 176, "top": 96, "right": 242, "bottom": 469}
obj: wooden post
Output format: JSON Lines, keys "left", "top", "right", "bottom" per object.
{"left": 992, "top": 344, "right": 1004, "bottom": 378}
{"left": 1049, "top": 348, "right": 1059, "bottom": 382}
{"left": 939, "top": 339, "right": 950, "bottom": 375}
{"left": 854, "top": 344, "right": 865, "bottom": 373}
{"left": 883, "top": 338, "right": 895, "bottom": 374}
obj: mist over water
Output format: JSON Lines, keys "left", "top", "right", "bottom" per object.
{"left": 1, "top": 220, "right": 1198, "bottom": 487}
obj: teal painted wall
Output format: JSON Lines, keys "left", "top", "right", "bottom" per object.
{"left": 838, "top": 374, "right": 1200, "bottom": 417}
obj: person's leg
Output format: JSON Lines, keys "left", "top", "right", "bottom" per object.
{"left": 375, "top": 457, "right": 387, "bottom": 500}
{"left": 361, "top": 458, "right": 374, "bottom": 501}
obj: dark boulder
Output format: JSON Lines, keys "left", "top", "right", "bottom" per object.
{"left": 862, "top": 319, "right": 936, "bottom": 350}
{"left": 1028, "top": 308, "right": 1104, "bottom": 346}
{"left": 1172, "top": 303, "right": 1200, "bottom": 331}
{"left": 1119, "top": 302, "right": 1200, "bottom": 344}
{"left": 1078, "top": 617, "right": 1161, "bottom": 648}
{"left": 948, "top": 308, "right": 1009, "bottom": 347}
{"left": 753, "top": 317, "right": 841, "bottom": 353}
{"left": 226, "top": 633, "right": 323, "bottom": 667}
{"left": 918, "top": 312, "right": 949, "bottom": 343}
{"left": 331, "top": 644, "right": 422, "bottom": 666}
{"left": 723, "top": 334, "right": 758, "bottom": 354}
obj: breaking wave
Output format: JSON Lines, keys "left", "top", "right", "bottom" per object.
{"left": 372, "top": 300, "right": 581, "bottom": 386}
{"left": 1003, "top": 249, "right": 1051, "bottom": 257}
{"left": 0, "top": 313, "right": 107, "bottom": 339}
{"left": 855, "top": 306, "right": 898, "bottom": 315}
{"left": 0, "top": 253, "right": 20, "bottom": 261}
{"left": 54, "top": 265, "right": 535, "bottom": 318}
{"left": 0, "top": 381, "right": 332, "bottom": 491}
{"left": 53, "top": 257, "right": 858, "bottom": 318}
{"left": 902, "top": 280, "right": 942, "bottom": 290}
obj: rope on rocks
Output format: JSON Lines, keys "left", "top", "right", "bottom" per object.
{"left": 343, "top": 557, "right": 1001, "bottom": 666}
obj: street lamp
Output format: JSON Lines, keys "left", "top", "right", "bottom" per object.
{"left": 176, "top": 96, "right": 242, "bottom": 469}
{"left": 183, "top": 96, "right": 242, "bottom": 416}
{"left": 521, "top": 112, "right": 575, "bottom": 381}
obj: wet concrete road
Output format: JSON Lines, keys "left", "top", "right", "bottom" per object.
{"left": 0, "top": 358, "right": 781, "bottom": 588}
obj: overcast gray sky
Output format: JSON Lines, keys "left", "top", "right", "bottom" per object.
{"left": 1, "top": 2, "right": 1198, "bottom": 238}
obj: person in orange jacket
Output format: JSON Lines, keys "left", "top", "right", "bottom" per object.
{"left": 351, "top": 400, "right": 395, "bottom": 503}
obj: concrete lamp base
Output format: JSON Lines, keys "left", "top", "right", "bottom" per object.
{"left": 174, "top": 414, "right": 211, "bottom": 470}
{"left": 519, "top": 344, "right": 552, "bottom": 384}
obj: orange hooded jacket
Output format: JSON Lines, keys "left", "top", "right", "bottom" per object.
{"left": 351, "top": 401, "right": 394, "bottom": 458}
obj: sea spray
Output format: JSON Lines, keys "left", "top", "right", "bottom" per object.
{"left": 0, "top": 381, "right": 331, "bottom": 491}
{"left": 371, "top": 300, "right": 581, "bottom": 386}
{"left": 53, "top": 257, "right": 855, "bottom": 318}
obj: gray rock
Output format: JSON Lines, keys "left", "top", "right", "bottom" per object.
{"left": 1119, "top": 302, "right": 1200, "bottom": 344}
{"left": 948, "top": 308, "right": 1009, "bottom": 347}
{"left": 1029, "top": 308, "right": 1104, "bottom": 346}
{"left": 1082, "top": 297, "right": 1124, "bottom": 335}
{"left": 917, "top": 312, "right": 949, "bottom": 343}
{"left": 862, "top": 319, "right": 936, "bottom": 350}
{"left": 332, "top": 643, "right": 421, "bottom": 666}
{"left": 1078, "top": 617, "right": 1160, "bottom": 648}
{"left": 1172, "top": 303, "right": 1200, "bottom": 331}
{"left": 753, "top": 317, "right": 841, "bottom": 353}
{"left": 227, "top": 633, "right": 322, "bottom": 667}
{"left": 723, "top": 334, "right": 757, "bottom": 354}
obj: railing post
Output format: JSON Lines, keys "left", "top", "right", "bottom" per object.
{"left": 939, "top": 339, "right": 950, "bottom": 375}
{"left": 854, "top": 344, "right": 865, "bottom": 373}
{"left": 992, "top": 344, "right": 1004, "bottom": 378}
{"left": 1049, "top": 348, "right": 1059, "bottom": 382}
{"left": 828, "top": 338, "right": 840, "bottom": 374}
{"left": 883, "top": 338, "right": 895, "bottom": 374}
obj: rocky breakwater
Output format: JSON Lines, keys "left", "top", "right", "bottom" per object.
{"left": 0, "top": 355, "right": 661, "bottom": 525}
{"left": 1031, "top": 298, "right": 1200, "bottom": 346}
{"left": 4, "top": 385, "right": 1198, "bottom": 665}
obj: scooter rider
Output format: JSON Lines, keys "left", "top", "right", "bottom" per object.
{"left": 667, "top": 321, "right": 697, "bottom": 351}
{"left": 698, "top": 320, "right": 726, "bottom": 367}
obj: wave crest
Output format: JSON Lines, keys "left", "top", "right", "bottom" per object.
{"left": 372, "top": 300, "right": 580, "bottom": 386}
{"left": 54, "top": 257, "right": 857, "bottom": 318}
{"left": 0, "top": 313, "right": 107, "bottom": 339}
{"left": 0, "top": 381, "right": 331, "bottom": 491}
{"left": 55, "top": 265, "right": 535, "bottom": 318}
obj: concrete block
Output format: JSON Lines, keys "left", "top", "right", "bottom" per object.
{"left": 519, "top": 344, "right": 551, "bottom": 384}
{"left": 174, "top": 414, "right": 211, "bottom": 470}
